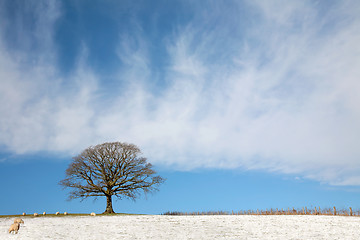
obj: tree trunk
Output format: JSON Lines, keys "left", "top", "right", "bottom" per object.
{"left": 103, "top": 195, "right": 115, "bottom": 214}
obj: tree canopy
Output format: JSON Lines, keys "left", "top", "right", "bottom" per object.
{"left": 59, "top": 142, "right": 165, "bottom": 213}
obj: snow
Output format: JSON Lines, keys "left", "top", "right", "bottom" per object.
{"left": 1, "top": 215, "right": 360, "bottom": 239}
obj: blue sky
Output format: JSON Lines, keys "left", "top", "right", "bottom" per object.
{"left": 1, "top": 0, "right": 360, "bottom": 215}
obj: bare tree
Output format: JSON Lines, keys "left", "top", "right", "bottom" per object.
{"left": 59, "top": 142, "right": 165, "bottom": 213}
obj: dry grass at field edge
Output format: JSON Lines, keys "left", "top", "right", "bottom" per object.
{"left": 163, "top": 207, "right": 360, "bottom": 217}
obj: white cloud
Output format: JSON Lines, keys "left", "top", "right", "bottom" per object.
{"left": 1, "top": 0, "right": 360, "bottom": 185}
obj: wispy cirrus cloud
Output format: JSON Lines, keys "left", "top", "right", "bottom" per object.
{"left": 1, "top": 0, "right": 360, "bottom": 186}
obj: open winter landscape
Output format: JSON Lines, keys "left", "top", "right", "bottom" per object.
{"left": 1, "top": 0, "right": 360, "bottom": 239}
{"left": 2, "top": 214, "right": 360, "bottom": 239}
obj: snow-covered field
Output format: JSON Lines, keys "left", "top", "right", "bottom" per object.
{"left": 1, "top": 215, "right": 360, "bottom": 239}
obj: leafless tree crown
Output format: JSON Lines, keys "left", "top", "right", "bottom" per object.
{"left": 60, "top": 142, "right": 165, "bottom": 204}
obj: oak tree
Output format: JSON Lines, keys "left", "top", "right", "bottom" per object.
{"left": 59, "top": 142, "right": 165, "bottom": 213}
